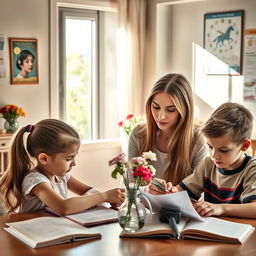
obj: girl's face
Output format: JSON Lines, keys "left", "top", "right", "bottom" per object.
{"left": 206, "top": 133, "right": 244, "bottom": 170}
{"left": 45, "top": 142, "right": 80, "bottom": 178}
{"left": 21, "top": 55, "right": 34, "bottom": 73}
{"left": 151, "top": 92, "right": 180, "bottom": 132}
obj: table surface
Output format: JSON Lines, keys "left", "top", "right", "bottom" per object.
{"left": 0, "top": 211, "right": 256, "bottom": 256}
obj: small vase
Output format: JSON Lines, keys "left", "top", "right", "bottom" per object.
{"left": 4, "top": 117, "right": 19, "bottom": 133}
{"left": 118, "top": 188, "right": 146, "bottom": 232}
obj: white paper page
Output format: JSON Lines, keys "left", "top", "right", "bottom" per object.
{"left": 121, "top": 213, "right": 188, "bottom": 236}
{"left": 183, "top": 217, "right": 254, "bottom": 242}
{"left": 65, "top": 206, "right": 118, "bottom": 224}
{"left": 141, "top": 191, "right": 203, "bottom": 221}
{"left": 6, "top": 217, "right": 98, "bottom": 243}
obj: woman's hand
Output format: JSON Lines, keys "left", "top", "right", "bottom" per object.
{"left": 193, "top": 201, "right": 224, "bottom": 217}
{"left": 148, "top": 178, "right": 177, "bottom": 195}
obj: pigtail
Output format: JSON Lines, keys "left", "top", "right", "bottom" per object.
{"left": 0, "top": 127, "right": 33, "bottom": 213}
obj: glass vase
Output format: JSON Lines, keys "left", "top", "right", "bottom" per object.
{"left": 4, "top": 117, "right": 19, "bottom": 133}
{"left": 118, "top": 188, "right": 146, "bottom": 232}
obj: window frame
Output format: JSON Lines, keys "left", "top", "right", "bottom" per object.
{"left": 58, "top": 7, "right": 99, "bottom": 140}
{"left": 50, "top": 1, "right": 118, "bottom": 142}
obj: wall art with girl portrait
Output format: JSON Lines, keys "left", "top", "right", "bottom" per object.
{"left": 9, "top": 38, "right": 39, "bottom": 84}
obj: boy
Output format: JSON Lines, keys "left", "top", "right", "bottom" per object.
{"left": 155, "top": 102, "right": 256, "bottom": 218}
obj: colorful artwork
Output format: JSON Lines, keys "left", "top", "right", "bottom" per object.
{"left": 204, "top": 10, "right": 244, "bottom": 74}
{"left": 9, "top": 38, "right": 39, "bottom": 85}
{"left": 243, "top": 29, "right": 256, "bottom": 102}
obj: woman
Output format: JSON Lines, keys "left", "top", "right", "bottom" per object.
{"left": 128, "top": 73, "right": 208, "bottom": 193}
{"left": 16, "top": 49, "right": 35, "bottom": 79}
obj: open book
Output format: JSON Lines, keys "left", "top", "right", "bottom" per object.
{"left": 120, "top": 213, "right": 255, "bottom": 244}
{"left": 4, "top": 216, "right": 101, "bottom": 248}
{"left": 46, "top": 205, "right": 118, "bottom": 226}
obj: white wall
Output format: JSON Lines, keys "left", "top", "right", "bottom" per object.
{"left": 154, "top": 0, "right": 256, "bottom": 136}
{"left": 0, "top": 0, "right": 121, "bottom": 192}
{"left": 0, "top": 0, "right": 49, "bottom": 128}
{"left": 73, "top": 140, "right": 122, "bottom": 192}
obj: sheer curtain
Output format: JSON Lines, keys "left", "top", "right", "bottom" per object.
{"left": 117, "top": 0, "right": 147, "bottom": 118}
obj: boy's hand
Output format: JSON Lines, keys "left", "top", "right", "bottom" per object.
{"left": 104, "top": 188, "right": 125, "bottom": 206}
{"left": 193, "top": 201, "right": 224, "bottom": 216}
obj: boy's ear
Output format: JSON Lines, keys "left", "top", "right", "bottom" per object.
{"left": 241, "top": 139, "right": 251, "bottom": 151}
{"left": 37, "top": 153, "right": 49, "bottom": 165}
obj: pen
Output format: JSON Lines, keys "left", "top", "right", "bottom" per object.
{"left": 152, "top": 178, "right": 169, "bottom": 193}
{"left": 168, "top": 215, "right": 180, "bottom": 239}
{"left": 160, "top": 208, "right": 181, "bottom": 240}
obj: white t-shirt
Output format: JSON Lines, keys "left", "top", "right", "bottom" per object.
{"left": 20, "top": 170, "right": 71, "bottom": 213}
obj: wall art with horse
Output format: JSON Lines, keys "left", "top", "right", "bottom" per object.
{"left": 204, "top": 10, "right": 244, "bottom": 74}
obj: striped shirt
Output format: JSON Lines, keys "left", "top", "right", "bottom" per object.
{"left": 179, "top": 155, "right": 256, "bottom": 203}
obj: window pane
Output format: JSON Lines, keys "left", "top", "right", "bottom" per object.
{"left": 65, "top": 18, "right": 95, "bottom": 141}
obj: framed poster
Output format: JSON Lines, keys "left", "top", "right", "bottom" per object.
{"left": 243, "top": 29, "right": 256, "bottom": 102}
{"left": 204, "top": 10, "right": 244, "bottom": 75}
{"left": 9, "top": 38, "right": 39, "bottom": 84}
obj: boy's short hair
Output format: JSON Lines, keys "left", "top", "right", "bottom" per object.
{"left": 201, "top": 102, "right": 253, "bottom": 143}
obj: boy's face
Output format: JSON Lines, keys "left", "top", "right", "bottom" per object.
{"left": 206, "top": 133, "right": 245, "bottom": 170}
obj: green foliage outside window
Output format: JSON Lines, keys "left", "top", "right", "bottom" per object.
{"left": 66, "top": 53, "right": 91, "bottom": 141}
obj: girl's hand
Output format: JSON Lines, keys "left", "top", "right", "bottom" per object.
{"left": 110, "top": 203, "right": 120, "bottom": 210}
{"left": 104, "top": 188, "right": 125, "bottom": 206}
{"left": 193, "top": 201, "right": 224, "bottom": 217}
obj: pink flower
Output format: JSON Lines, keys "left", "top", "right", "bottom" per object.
{"left": 130, "top": 157, "right": 143, "bottom": 165}
{"left": 118, "top": 121, "right": 123, "bottom": 127}
{"left": 132, "top": 166, "right": 153, "bottom": 182}
{"left": 126, "top": 114, "right": 134, "bottom": 120}
{"left": 108, "top": 153, "right": 126, "bottom": 166}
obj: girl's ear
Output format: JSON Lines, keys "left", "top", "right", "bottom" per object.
{"left": 241, "top": 139, "right": 251, "bottom": 151}
{"left": 37, "top": 153, "right": 49, "bottom": 165}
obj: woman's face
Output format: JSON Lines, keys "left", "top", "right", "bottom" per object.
{"left": 21, "top": 55, "right": 34, "bottom": 73}
{"left": 151, "top": 92, "right": 180, "bottom": 132}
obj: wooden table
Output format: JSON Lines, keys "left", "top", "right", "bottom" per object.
{"left": 0, "top": 211, "right": 256, "bottom": 256}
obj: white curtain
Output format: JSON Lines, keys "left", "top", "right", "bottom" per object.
{"left": 117, "top": 0, "right": 147, "bottom": 118}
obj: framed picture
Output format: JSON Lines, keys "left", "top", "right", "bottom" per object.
{"left": 9, "top": 38, "right": 39, "bottom": 84}
{"left": 204, "top": 10, "right": 244, "bottom": 75}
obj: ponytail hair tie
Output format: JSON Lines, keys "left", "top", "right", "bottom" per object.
{"left": 25, "top": 124, "right": 34, "bottom": 133}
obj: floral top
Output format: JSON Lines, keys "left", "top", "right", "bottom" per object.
{"left": 20, "top": 169, "right": 71, "bottom": 213}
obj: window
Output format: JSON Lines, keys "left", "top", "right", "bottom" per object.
{"left": 59, "top": 8, "right": 118, "bottom": 141}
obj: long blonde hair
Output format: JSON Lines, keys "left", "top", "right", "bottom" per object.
{"left": 0, "top": 119, "right": 80, "bottom": 213}
{"left": 137, "top": 73, "right": 194, "bottom": 185}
